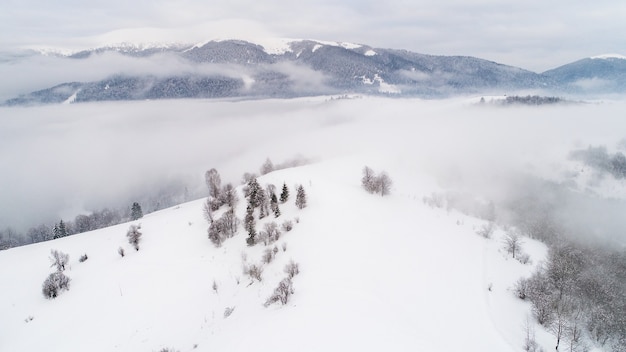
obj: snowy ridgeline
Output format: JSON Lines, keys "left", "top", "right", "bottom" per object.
{"left": 0, "top": 156, "right": 570, "bottom": 352}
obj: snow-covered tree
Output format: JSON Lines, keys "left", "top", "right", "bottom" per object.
{"left": 131, "top": 202, "right": 143, "bottom": 220}
{"left": 270, "top": 193, "right": 281, "bottom": 217}
{"left": 361, "top": 166, "right": 377, "bottom": 193}
{"left": 244, "top": 203, "right": 256, "bottom": 246}
{"left": 295, "top": 185, "right": 307, "bottom": 209}
{"left": 205, "top": 168, "right": 222, "bottom": 199}
{"left": 377, "top": 172, "right": 392, "bottom": 196}
{"left": 49, "top": 249, "right": 69, "bottom": 272}
{"left": 42, "top": 271, "right": 70, "bottom": 299}
{"left": 260, "top": 158, "right": 274, "bottom": 175}
{"left": 126, "top": 224, "right": 142, "bottom": 251}
{"left": 279, "top": 183, "right": 289, "bottom": 203}
{"left": 504, "top": 232, "right": 523, "bottom": 259}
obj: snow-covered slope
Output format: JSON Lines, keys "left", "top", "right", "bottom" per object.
{"left": 0, "top": 156, "right": 550, "bottom": 352}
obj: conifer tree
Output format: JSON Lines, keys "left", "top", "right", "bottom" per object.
{"left": 295, "top": 185, "right": 307, "bottom": 209}
{"left": 279, "top": 183, "right": 289, "bottom": 203}
{"left": 247, "top": 178, "right": 262, "bottom": 208}
{"left": 244, "top": 203, "right": 256, "bottom": 246}
{"left": 270, "top": 193, "right": 281, "bottom": 218}
{"left": 131, "top": 202, "right": 143, "bottom": 220}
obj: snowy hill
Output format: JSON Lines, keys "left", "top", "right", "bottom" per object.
{"left": 0, "top": 156, "right": 553, "bottom": 352}
{"left": 543, "top": 55, "right": 626, "bottom": 95}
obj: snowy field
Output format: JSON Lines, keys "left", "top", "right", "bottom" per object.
{"left": 1, "top": 97, "right": 625, "bottom": 351}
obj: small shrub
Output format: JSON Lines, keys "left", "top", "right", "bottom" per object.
{"left": 281, "top": 242, "right": 287, "bottom": 252}
{"left": 264, "top": 277, "right": 294, "bottom": 306}
{"left": 518, "top": 253, "right": 531, "bottom": 265}
{"left": 224, "top": 306, "right": 235, "bottom": 318}
{"left": 262, "top": 249, "right": 275, "bottom": 264}
{"left": 42, "top": 271, "right": 71, "bottom": 299}
{"left": 281, "top": 220, "right": 293, "bottom": 232}
{"left": 244, "top": 264, "right": 263, "bottom": 282}
{"left": 476, "top": 222, "right": 494, "bottom": 239}
{"left": 272, "top": 245, "right": 279, "bottom": 255}
{"left": 118, "top": 247, "right": 125, "bottom": 257}
{"left": 212, "top": 280, "right": 218, "bottom": 294}
{"left": 284, "top": 261, "right": 300, "bottom": 279}
{"left": 515, "top": 278, "right": 529, "bottom": 300}
{"left": 79, "top": 254, "right": 88, "bottom": 262}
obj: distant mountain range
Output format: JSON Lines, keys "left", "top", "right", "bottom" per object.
{"left": 4, "top": 40, "right": 625, "bottom": 105}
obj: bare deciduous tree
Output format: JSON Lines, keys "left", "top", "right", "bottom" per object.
{"left": 126, "top": 224, "right": 142, "bottom": 251}
{"left": 504, "top": 232, "right": 523, "bottom": 259}
{"left": 49, "top": 249, "right": 69, "bottom": 272}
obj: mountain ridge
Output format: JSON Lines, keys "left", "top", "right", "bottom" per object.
{"left": 4, "top": 39, "right": 624, "bottom": 105}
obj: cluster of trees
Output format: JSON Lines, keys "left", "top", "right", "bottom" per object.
{"left": 516, "top": 243, "right": 626, "bottom": 351}
{"left": 482, "top": 95, "right": 565, "bottom": 106}
{"left": 361, "top": 166, "right": 392, "bottom": 196}
{"left": 1, "top": 203, "right": 144, "bottom": 250}
{"left": 242, "top": 177, "right": 306, "bottom": 246}
{"left": 42, "top": 250, "right": 71, "bottom": 299}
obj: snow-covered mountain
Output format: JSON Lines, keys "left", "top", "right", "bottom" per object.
{"left": 542, "top": 55, "right": 626, "bottom": 95}
{"left": 0, "top": 156, "right": 553, "bottom": 352}
{"left": 3, "top": 39, "right": 552, "bottom": 105}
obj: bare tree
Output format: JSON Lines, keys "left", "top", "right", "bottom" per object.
{"left": 504, "top": 232, "right": 523, "bottom": 259}
{"left": 49, "top": 249, "right": 69, "bottom": 272}
{"left": 361, "top": 166, "right": 377, "bottom": 193}
{"left": 377, "top": 172, "right": 392, "bottom": 196}
{"left": 205, "top": 168, "right": 222, "bottom": 200}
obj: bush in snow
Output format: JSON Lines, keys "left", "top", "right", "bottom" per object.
{"left": 126, "top": 224, "right": 142, "bottom": 251}
{"left": 42, "top": 271, "right": 71, "bottom": 299}
{"left": 476, "top": 222, "right": 494, "bottom": 239}
{"left": 118, "top": 247, "right": 125, "bottom": 257}
{"left": 224, "top": 306, "right": 235, "bottom": 318}
{"left": 264, "top": 277, "right": 294, "bottom": 306}
{"left": 262, "top": 248, "right": 275, "bottom": 264}
{"left": 244, "top": 264, "right": 263, "bottom": 282}
{"left": 284, "top": 260, "right": 300, "bottom": 279}
{"left": 361, "top": 166, "right": 393, "bottom": 196}
{"left": 49, "top": 249, "right": 69, "bottom": 271}
{"left": 281, "top": 220, "right": 293, "bottom": 232}
{"left": 78, "top": 253, "right": 88, "bottom": 263}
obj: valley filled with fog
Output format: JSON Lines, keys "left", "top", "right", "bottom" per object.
{"left": 2, "top": 97, "right": 626, "bottom": 246}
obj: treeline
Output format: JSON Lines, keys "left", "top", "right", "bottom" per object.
{"left": 480, "top": 95, "right": 566, "bottom": 106}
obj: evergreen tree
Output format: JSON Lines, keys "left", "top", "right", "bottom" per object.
{"left": 131, "top": 202, "right": 143, "bottom": 220}
{"left": 279, "top": 183, "right": 289, "bottom": 203}
{"left": 258, "top": 189, "right": 269, "bottom": 219}
{"left": 52, "top": 224, "right": 60, "bottom": 239}
{"left": 244, "top": 203, "right": 256, "bottom": 246}
{"left": 295, "top": 185, "right": 307, "bottom": 209}
{"left": 270, "top": 193, "right": 281, "bottom": 218}
{"left": 247, "top": 178, "right": 262, "bottom": 208}
{"left": 53, "top": 220, "right": 68, "bottom": 239}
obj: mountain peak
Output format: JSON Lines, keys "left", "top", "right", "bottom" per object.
{"left": 590, "top": 53, "right": 626, "bottom": 60}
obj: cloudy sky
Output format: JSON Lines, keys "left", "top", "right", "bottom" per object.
{"left": 1, "top": 0, "right": 624, "bottom": 72}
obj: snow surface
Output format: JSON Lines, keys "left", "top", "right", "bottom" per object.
{"left": 364, "top": 49, "right": 377, "bottom": 56}
{"left": 0, "top": 155, "right": 552, "bottom": 352}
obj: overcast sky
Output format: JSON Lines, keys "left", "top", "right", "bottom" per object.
{"left": 1, "top": 0, "right": 624, "bottom": 72}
